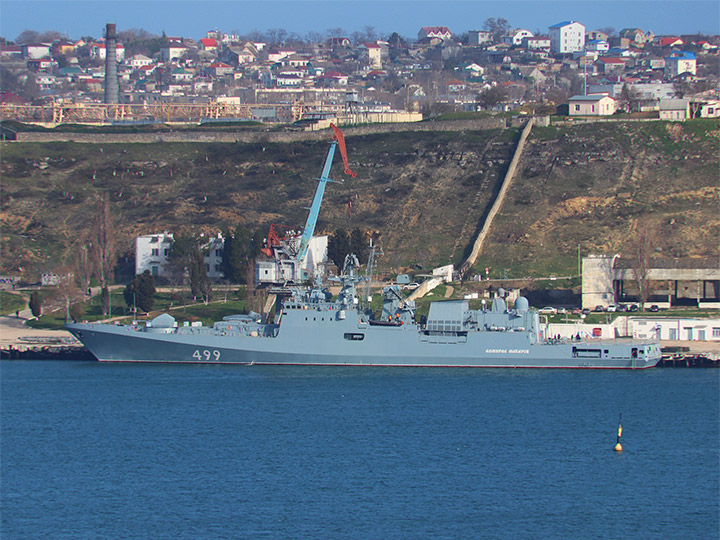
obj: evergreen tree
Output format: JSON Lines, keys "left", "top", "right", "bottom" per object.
{"left": 221, "top": 225, "right": 263, "bottom": 284}
{"left": 327, "top": 229, "right": 350, "bottom": 268}
{"left": 101, "top": 286, "right": 111, "bottom": 317}
{"left": 29, "top": 291, "right": 42, "bottom": 317}
{"left": 124, "top": 270, "right": 156, "bottom": 313}
{"left": 349, "top": 228, "right": 369, "bottom": 265}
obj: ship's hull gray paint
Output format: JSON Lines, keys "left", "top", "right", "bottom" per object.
{"left": 66, "top": 315, "right": 660, "bottom": 369}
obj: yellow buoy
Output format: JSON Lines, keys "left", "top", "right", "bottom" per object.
{"left": 614, "top": 414, "right": 623, "bottom": 452}
{"left": 614, "top": 442, "right": 623, "bottom": 452}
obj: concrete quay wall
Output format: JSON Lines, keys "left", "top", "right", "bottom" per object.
{"left": 10, "top": 118, "right": 507, "bottom": 144}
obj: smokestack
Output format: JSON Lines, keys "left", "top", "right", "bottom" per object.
{"left": 104, "top": 23, "right": 119, "bottom": 104}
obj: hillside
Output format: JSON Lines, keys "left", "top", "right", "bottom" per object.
{"left": 1, "top": 119, "right": 718, "bottom": 282}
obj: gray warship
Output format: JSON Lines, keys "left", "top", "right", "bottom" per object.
{"left": 66, "top": 255, "right": 661, "bottom": 369}
{"left": 66, "top": 125, "right": 661, "bottom": 368}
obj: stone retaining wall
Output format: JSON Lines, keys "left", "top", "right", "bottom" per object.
{"left": 10, "top": 117, "right": 507, "bottom": 144}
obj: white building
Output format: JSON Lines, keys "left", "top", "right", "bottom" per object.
{"left": 128, "top": 54, "right": 153, "bottom": 69}
{"left": 585, "top": 39, "right": 609, "bottom": 53}
{"left": 568, "top": 93, "right": 616, "bottom": 116}
{"left": 665, "top": 51, "right": 697, "bottom": 77}
{"left": 524, "top": 36, "right": 551, "bottom": 50}
{"left": 90, "top": 42, "right": 125, "bottom": 61}
{"left": 136, "top": 233, "right": 174, "bottom": 277}
{"left": 135, "top": 233, "right": 225, "bottom": 280}
{"left": 659, "top": 99, "right": 690, "bottom": 121}
{"left": 468, "top": 30, "right": 492, "bottom": 46}
{"left": 503, "top": 29, "right": 534, "bottom": 46}
{"left": 549, "top": 21, "right": 586, "bottom": 54}
{"left": 256, "top": 236, "right": 328, "bottom": 285}
{"left": 629, "top": 317, "right": 720, "bottom": 342}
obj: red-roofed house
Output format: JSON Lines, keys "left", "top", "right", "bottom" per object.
{"left": 361, "top": 42, "right": 383, "bottom": 68}
{"left": 599, "top": 57, "right": 626, "bottom": 75}
{"left": 200, "top": 38, "right": 218, "bottom": 52}
{"left": 418, "top": 26, "right": 453, "bottom": 42}
{"left": 206, "top": 62, "right": 233, "bottom": 77}
{"left": 657, "top": 37, "right": 683, "bottom": 47}
{"left": 0, "top": 45, "right": 22, "bottom": 59}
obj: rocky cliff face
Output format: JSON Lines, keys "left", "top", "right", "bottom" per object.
{"left": 1, "top": 120, "right": 717, "bottom": 281}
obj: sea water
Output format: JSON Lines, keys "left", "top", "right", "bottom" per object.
{"left": 1, "top": 360, "right": 718, "bottom": 540}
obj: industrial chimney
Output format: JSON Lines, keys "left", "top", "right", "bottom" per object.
{"left": 104, "top": 23, "right": 119, "bottom": 104}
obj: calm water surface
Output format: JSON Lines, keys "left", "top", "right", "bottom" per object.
{"left": 1, "top": 360, "right": 718, "bottom": 540}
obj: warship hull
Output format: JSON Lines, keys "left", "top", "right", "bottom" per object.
{"left": 66, "top": 314, "right": 661, "bottom": 369}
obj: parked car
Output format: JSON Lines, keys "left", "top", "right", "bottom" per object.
{"left": 402, "top": 282, "right": 420, "bottom": 291}
{"left": 571, "top": 308, "right": 582, "bottom": 315}
{"left": 617, "top": 304, "right": 628, "bottom": 312}
{"left": 607, "top": 304, "right": 617, "bottom": 312}
{"left": 594, "top": 305, "right": 605, "bottom": 312}
{"left": 647, "top": 304, "right": 660, "bottom": 312}
{"left": 581, "top": 308, "right": 591, "bottom": 315}
{"left": 628, "top": 304, "right": 639, "bottom": 312}
{"left": 538, "top": 306, "right": 558, "bottom": 314}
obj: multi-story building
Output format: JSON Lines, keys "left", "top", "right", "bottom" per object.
{"left": 549, "top": 21, "right": 586, "bottom": 54}
{"left": 665, "top": 51, "right": 697, "bottom": 78}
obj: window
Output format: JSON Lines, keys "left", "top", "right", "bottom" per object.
{"left": 574, "top": 104, "right": 580, "bottom": 111}
{"left": 215, "top": 249, "right": 221, "bottom": 257}
{"left": 344, "top": 333, "right": 365, "bottom": 341}
{"left": 669, "top": 328, "right": 677, "bottom": 340}
{"left": 712, "top": 328, "right": 720, "bottom": 338}
{"left": 151, "top": 248, "right": 159, "bottom": 256}
{"left": 164, "top": 249, "right": 169, "bottom": 256}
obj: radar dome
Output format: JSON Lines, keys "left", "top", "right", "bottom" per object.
{"left": 514, "top": 296, "right": 529, "bottom": 311}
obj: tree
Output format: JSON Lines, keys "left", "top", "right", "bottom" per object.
{"left": 124, "top": 270, "right": 156, "bottom": 313}
{"left": 477, "top": 85, "right": 507, "bottom": 109}
{"left": 349, "top": 228, "right": 369, "bottom": 265}
{"left": 189, "top": 247, "right": 212, "bottom": 303}
{"left": 92, "top": 192, "right": 116, "bottom": 314}
{"left": 29, "top": 291, "right": 42, "bottom": 317}
{"left": 627, "top": 220, "right": 656, "bottom": 309}
{"left": 221, "top": 225, "right": 261, "bottom": 284}
{"left": 101, "top": 286, "right": 111, "bottom": 318}
{"left": 14, "top": 30, "right": 40, "bottom": 44}
{"left": 482, "top": 18, "right": 510, "bottom": 43}
{"left": 166, "top": 233, "right": 217, "bottom": 301}
{"left": 618, "top": 83, "right": 641, "bottom": 112}
{"left": 327, "top": 229, "right": 350, "bottom": 268}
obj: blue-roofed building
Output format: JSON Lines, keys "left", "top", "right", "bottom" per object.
{"left": 665, "top": 51, "right": 697, "bottom": 78}
{"left": 549, "top": 20, "right": 585, "bottom": 54}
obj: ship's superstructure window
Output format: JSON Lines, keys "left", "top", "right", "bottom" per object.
{"left": 344, "top": 333, "right": 365, "bottom": 341}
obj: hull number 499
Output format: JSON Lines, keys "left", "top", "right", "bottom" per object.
{"left": 193, "top": 349, "right": 221, "bottom": 361}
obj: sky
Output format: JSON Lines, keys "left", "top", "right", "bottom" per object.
{"left": 1, "top": 0, "right": 718, "bottom": 42}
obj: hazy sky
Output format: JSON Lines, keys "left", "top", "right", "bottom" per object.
{"left": 2, "top": 0, "right": 718, "bottom": 42}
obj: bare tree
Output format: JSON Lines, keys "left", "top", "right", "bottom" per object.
{"left": 92, "top": 192, "right": 116, "bottom": 316}
{"left": 627, "top": 221, "right": 656, "bottom": 309}
{"left": 305, "top": 30, "right": 324, "bottom": 45}
{"left": 618, "top": 83, "right": 642, "bottom": 112}
{"left": 477, "top": 85, "right": 508, "bottom": 109}
{"left": 482, "top": 18, "right": 510, "bottom": 43}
